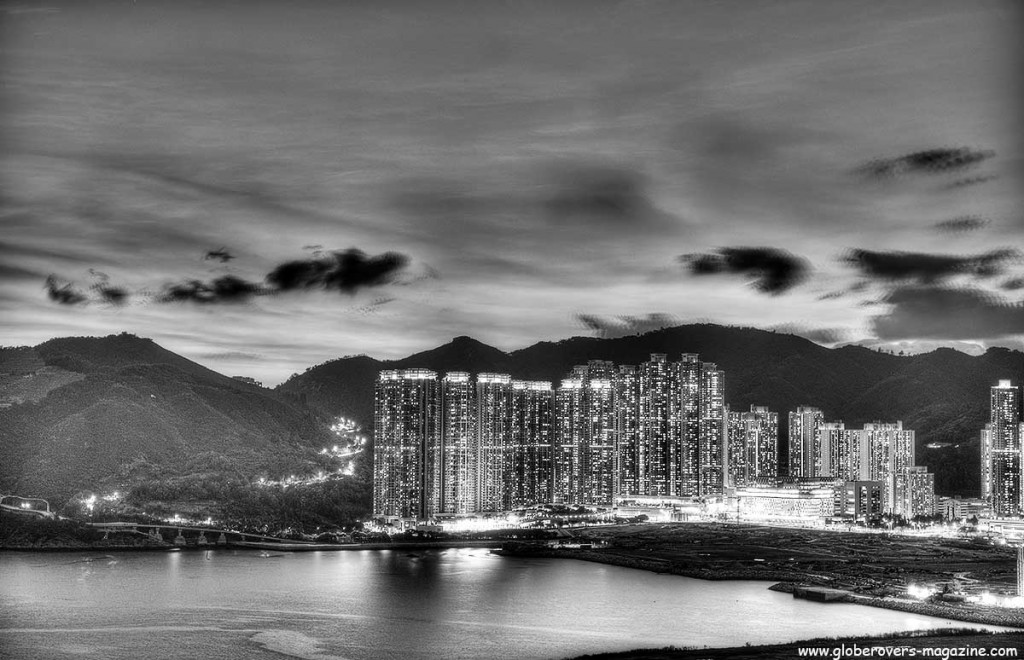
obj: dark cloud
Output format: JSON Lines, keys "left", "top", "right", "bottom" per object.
{"left": 389, "top": 160, "right": 683, "bottom": 283}
{"left": 940, "top": 175, "right": 999, "bottom": 190}
{"left": 542, "top": 163, "right": 649, "bottom": 223}
{"left": 44, "top": 275, "right": 87, "bottom": 305}
{"left": 45, "top": 247, "right": 412, "bottom": 308}
{"left": 266, "top": 249, "right": 408, "bottom": 294}
{"left": 95, "top": 284, "right": 129, "bottom": 305}
{"left": 158, "top": 275, "right": 264, "bottom": 304}
{"left": 856, "top": 147, "right": 995, "bottom": 179}
{"left": 933, "top": 216, "right": 990, "bottom": 233}
{"left": 843, "top": 248, "right": 1019, "bottom": 282}
{"left": 576, "top": 313, "right": 679, "bottom": 339}
{"left": 204, "top": 248, "right": 234, "bottom": 263}
{"left": 872, "top": 285, "right": 1024, "bottom": 340}
{"left": 680, "top": 247, "right": 809, "bottom": 294}
{"left": 1002, "top": 278, "right": 1024, "bottom": 291}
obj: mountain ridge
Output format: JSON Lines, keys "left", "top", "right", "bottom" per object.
{"left": 279, "top": 324, "right": 1022, "bottom": 497}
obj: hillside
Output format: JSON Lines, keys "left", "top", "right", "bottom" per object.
{"left": 279, "top": 324, "right": 1024, "bottom": 497}
{"left": 0, "top": 334, "right": 354, "bottom": 520}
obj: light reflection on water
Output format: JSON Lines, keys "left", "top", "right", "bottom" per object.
{"left": 0, "top": 548, "right": 1014, "bottom": 660}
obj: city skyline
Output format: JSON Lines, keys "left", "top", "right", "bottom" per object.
{"left": 372, "top": 354, "right": 936, "bottom": 521}
{"left": 2, "top": 1, "right": 1021, "bottom": 387}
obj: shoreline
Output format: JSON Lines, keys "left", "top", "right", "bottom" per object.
{"left": 497, "top": 545, "right": 1024, "bottom": 630}
{"left": 0, "top": 538, "right": 502, "bottom": 553}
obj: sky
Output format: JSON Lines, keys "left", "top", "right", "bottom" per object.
{"left": 1, "top": 0, "right": 1021, "bottom": 385}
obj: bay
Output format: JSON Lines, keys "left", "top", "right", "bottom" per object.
{"left": 0, "top": 548, "right": 1012, "bottom": 659}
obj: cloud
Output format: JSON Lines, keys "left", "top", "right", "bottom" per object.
{"left": 680, "top": 247, "right": 809, "bottom": 294}
{"left": 204, "top": 248, "right": 235, "bottom": 263}
{"left": 388, "top": 159, "right": 684, "bottom": 283}
{"left": 1002, "top": 278, "right": 1024, "bottom": 291}
{"left": 157, "top": 275, "right": 264, "bottom": 304}
{"left": 855, "top": 147, "right": 995, "bottom": 179}
{"left": 266, "top": 249, "right": 408, "bottom": 294}
{"left": 933, "top": 216, "right": 990, "bottom": 233}
{"left": 94, "top": 284, "right": 129, "bottom": 305}
{"left": 843, "top": 248, "right": 1019, "bottom": 283}
{"left": 575, "top": 313, "right": 679, "bottom": 339}
{"left": 45, "top": 247, "right": 411, "bottom": 308}
{"left": 872, "top": 285, "right": 1024, "bottom": 340}
{"left": 44, "top": 275, "right": 87, "bottom": 305}
{"left": 769, "top": 324, "right": 850, "bottom": 345}
{"left": 940, "top": 175, "right": 999, "bottom": 191}
{"left": 541, "top": 162, "right": 651, "bottom": 224}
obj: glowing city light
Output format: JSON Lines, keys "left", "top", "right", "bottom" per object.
{"left": 906, "top": 584, "right": 934, "bottom": 600}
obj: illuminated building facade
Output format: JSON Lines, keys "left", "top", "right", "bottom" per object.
{"left": 698, "top": 362, "right": 726, "bottom": 496}
{"left": 735, "top": 483, "right": 836, "bottom": 523}
{"left": 677, "top": 354, "right": 703, "bottom": 497}
{"left": 373, "top": 369, "right": 441, "bottom": 519}
{"left": 476, "top": 373, "right": 513, "bottom": 512}
{"left": 726, "top": 405, "right": 779, "bottom": 487}
{"left": 510, "top": 380, "right": 554, "bottom": 508}
{"left": 616, "top": 365, "right": 641, "bottom": 496}
{"left": 440, "top": 372, "right": 475, "bottom": 514}
{"left": 789, "top": 406, "right": 824, "bottom": 478}
{"left": 982, "top": 380, "right": 1024, "bottom": 517}
{"left": 374, "top": 352, "right": 730, "bottom": 517}
{"left": 554, "top": 361, "right": 617, "bottom": 506}
{"left": 863, "top": 422, "right": 915, "bottom": 517}
{"left": 637, "top": 354, "right": 677, "bottom": 496}
{"left": 904, "top": 466, "right": 936, "bottom": 518}
{"left": 838, "top": 480, "right": 883, "bottom": 523}
{"left": 613, "top": 353, "right": 723, "bottom": 498}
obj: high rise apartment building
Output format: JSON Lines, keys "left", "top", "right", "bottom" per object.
{"left": 698, "top": 363, "right": 726, "bottom": 495}
{"left": 905, "top": 465, "right": 936, "bottom": 518}
{"left": 440, "top": 372, "right": 475, "bottom": 514}
{"left": 982, "top": 380, "right": 1024, "bottom": 517}
{"left": 510, "top": 380, "right": 554, "bottom": 508}
{"left": 726, "top": 405, "right": 779, "bottom": 487}
{"left": 788, "top": 406, "right": 824, "bottom": 478}
{"left": 373, "top": 369, "right": 441, "bottom": 519}
{"left": 554, "top": 361, "right": 618, "bottom": 506}
{"left": 476, "top": 374, "right": 514, "bottom": 512}
{"left": 863, "top": 422, "right": 915, "bottom": 517}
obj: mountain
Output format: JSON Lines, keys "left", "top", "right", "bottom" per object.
{"left": 0, "top": 333, "right": 338, "bottom": 507}
{"left": 279, "top": 324, "right": 1024, "bottom": 497}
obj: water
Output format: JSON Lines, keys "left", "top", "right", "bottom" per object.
{"left": 0, "top": 548, "right": 1013, "bottom": 659}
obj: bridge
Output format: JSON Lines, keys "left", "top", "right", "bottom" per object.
{"left": 86, "top": 521, "right": 319, "bottom": 547}
{"left": 0, "top": 495, "right": 55, "bottom": 519}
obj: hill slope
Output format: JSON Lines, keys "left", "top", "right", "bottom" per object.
{"left": 279, "top": 324, "right": 1023, "bottom": 497}
{"left": 0, "top": 333, "right": 337, "bottom": 505}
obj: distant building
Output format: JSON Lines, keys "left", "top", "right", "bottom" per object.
{"left": 726, "top": 405, "right": 779, "bottom": 487}
{"left": 982, "top": 380, "right": 1023, "bottom": 517}
{"left": 373, "top": 369, "right": 441, "bottom": 519}
{"left": 863, "top": 422, "right": 916, "bottom": 517}
{"left": 231, "top": 375, "right": 263, "bottom": 387}
{"left": 698, "top": 362, "right": 726, "bottom": 496}
{"left": 789, "top": 406, "right": 824, "bottom": 479}
{"left": 440, "top": 372, "right": 475, "bottom": 514}
{"left": 810, "top": 420, "right": 918, "bottom": 516}
{"left": 838, "top": 480, "right": 883, "bottom": 523}
{"left": 734, "top": 482, "right": 836, "bottom": 523}
{"left": 938, "top": 496, "right": 988, "bottom": 521}
{"left": 510, "top": 380, "right": 554, "bottom": 508}
{"left": 554, "top": 362, "right": 617, "bottom": 506}
{"left": 904, "top": 466, "right": 936, "bottom": 518}
{"left": 476, "top": 373, "right": 513, "bottom": 512}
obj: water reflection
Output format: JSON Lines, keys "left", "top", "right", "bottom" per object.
{"left": 0, "top": 550, "right": 1015, "bottom": 660}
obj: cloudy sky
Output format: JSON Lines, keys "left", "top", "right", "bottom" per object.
{"left": 1, "top": 0, "right": 1021, "bottom": 384}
